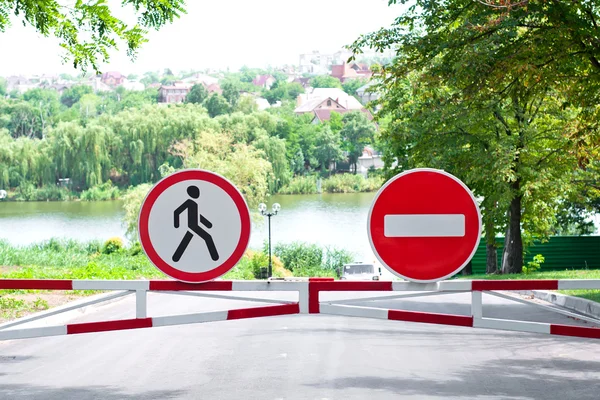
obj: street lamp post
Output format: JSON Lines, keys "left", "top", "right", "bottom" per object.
{"left": 258, "top": 202, "right": 281, "bottom": 278}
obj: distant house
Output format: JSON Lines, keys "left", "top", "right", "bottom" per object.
{"left": 158, "top": 82, "right": 193, "bottom": 103}
{"left": 356, "top": 81, "right": 380, "bottom": 105}
{"left": 252, "top": 74, "right": 276, "bottom": 90}
{"left": 86, "top": 77, "right": 112, "bottom": 92}
{"left": 204, "top": 83, "right": 223, "bottom": 95}
{"left": 6, "top": 76, "right": 38, "bottom": 93}
{"left": 101, "top": 71, "right": 125, "bottom": 87}
{"left": 120, "top": 80, "right": 145, "bottom": 91}
{"left": 294, "top": 88, "right": 372, "bottom": 122}
{"left": 292, "top": 77, "right": 311, "bottom": 89}
{"left": 330, "top": 62, "right": 372, "bottom": 82}
{"left": 181, "top": 73, "right": 219, "bottom": 86}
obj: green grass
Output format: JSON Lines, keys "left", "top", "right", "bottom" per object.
{"left": 278, "top": 174, "right": 383, "bottom": 195}
{"left": 461, "top": 270, "right": 600, "bottom": 303}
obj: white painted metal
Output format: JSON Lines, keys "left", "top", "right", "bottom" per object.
{"left": 485, "top": 290, "right": 600, "bottom": 326}
{"left": 327, "top": 291, "right": 467, "bottom": 306}
{"left": 136, "top": 290, "right": 147, "bottom": 319}
{"left": 558, "top": 280, "right": 600, "bottom": 290}
{"left": 159, "top": 291, "right": 297, "bottom": 305}
{"left": 473, "top": 318, "right": 551, "bottom": 334}
{"left": 392, "top": 281, "right": 440, "bottom": 291}
{"left": 232, "top": 281, "right": 307, "bottom": 291}
{"left": 152, "top": 310, "right": 229, "bottom": 327}
{"left": 0, "top": 325, "right": 68, "bottom": 340}
{"left": 0, "top": 290, "right": 132, "bottom": 331}
{"left": 438, "top": 280, "right": 473, "bottom": 291}
{"left": 471, "top": 291, "right": 483, "bottom": 319}
{"left": 298, "top": 286, "right": 309, "bottom": 314}
{"left": 320, "top": 304, "right": 388, "bottom": 320}
{"left": 72, "top": 280, "right": 150, "bottom": 290}
{"left": 384, "top": 214, "right": 465, "bottom": 237}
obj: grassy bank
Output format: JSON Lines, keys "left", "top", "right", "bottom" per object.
{"left": 6, "top": 181, "right": 122, "bottom": 202}
{"left": 462, "top": 270, "right": 600, "bottom": 303}
{"left": 279, "top": 174, "right": 383, "bottom": 195}
{"left": 0, "top": 239, "right": 352, "bottom": 321}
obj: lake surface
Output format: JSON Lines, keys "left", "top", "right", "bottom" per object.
{"left": 0, "top": 193, "right": 380, "bottom": 261}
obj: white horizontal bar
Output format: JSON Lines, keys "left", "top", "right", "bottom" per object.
{"left": 439, "top": 280, "right": 473, "bottom": 291}
{"left": 231, "top": 281, "right": 307, "bottom": 291}
{"left": 320, "top": 304, "right": 388, "bottom": 320}
{"left": 328, "top": 291, "right": 468, "bottom": 305}
{"left": 392, "top": 282, "right": 440, "bottom": 291}
{"left": 385, "top": 214, "right": 465, "bottom": 237}
{"left": 160, "top": 291, "right": 296, "bottom": 305}
{"left": 557, "top": 280, "right": 600, "bottom": 290}
{"left": 391, "top": 280, "right": 472, "bottom": 292}
{"left": 73, "top": 280, "right": 150, "bottom": 291}
{"left": 152, "top": 310, "right": 229, "bottom": 327}
{"left": 474, "top": 317, "right": 550, "bottom": 334}
{"left": 0, "top": 325, "right": 68, "bottom": 340}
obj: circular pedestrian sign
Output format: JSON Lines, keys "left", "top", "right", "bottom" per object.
{"left": 139, "top": 169, "right": 251, "bottom": 283}
{"left": 368, "top": 168, "right": 482, "bottom": 282}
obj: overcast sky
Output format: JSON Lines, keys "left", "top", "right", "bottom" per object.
{"left": 0, "top": 0, "right": 404, "bottom": 76}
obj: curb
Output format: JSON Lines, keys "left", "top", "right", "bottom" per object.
{"left": 517, "top": 290, "right": 600, "bottom": 320}
{"left": 0, "top": 290, "right": 133, "bottom": 331}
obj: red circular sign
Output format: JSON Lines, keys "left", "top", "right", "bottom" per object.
{"left": 139, "top": 170, "right": 251, "bottom": 283}
{"left": 368, "top": 169, "right": 481, "bottom": 282}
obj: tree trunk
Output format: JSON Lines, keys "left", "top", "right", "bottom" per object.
{"left": 501, "top": 192, "right": 523, "bottom": 274}
{"left": 484, "top": 218, "right": 498, "bottom": 274}
{"left": 461, "top": 260, "right": 472, "bottom": 276}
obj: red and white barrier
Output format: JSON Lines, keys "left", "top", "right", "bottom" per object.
{"left": 0, "top": 278, "right": 599, "bottom": 340}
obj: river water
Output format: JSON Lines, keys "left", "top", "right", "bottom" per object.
{"left": 0, "top": 193, "right": 380, "bottom": 261}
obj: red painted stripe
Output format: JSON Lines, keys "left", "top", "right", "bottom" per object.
{"left": 67, "top": 318, "right": 153, "bottom": 335}
{"left": 471, "top": 280, "right": 559, "bottom": 291}
{"left": 149, "top": 280, "right": 233, "bottom": 291}
{"left": 309, "top": 277, "right": 335, "bottom": 282}
{"left": 227, "top": 303, "right": 300, "bottom": 320}
{"left": 550, "top": 324, "right": 600, "bottom": 339}
{"left": 0, "top": 279, "right": 73, "bottom": 290}
{"left": 388, "top": 310, "right": 474, "bottom": 327}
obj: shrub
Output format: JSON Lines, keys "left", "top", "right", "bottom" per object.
{"left": 278, "top": 176, "right": 318, "bottom": 194}
{"left": 272, "top": 242, "right": 322, "bottom": 272}
{"left": 80, "top": 181, "right": 121, "bottom": 201}
{"left": 102, "top": 237, "right": 124, "bottom": 255}
{"left": 128, "top": 241, "right": 143, "bottom": 256}
{"left": 524, "top": 254, "right": 545, "bottom": 274}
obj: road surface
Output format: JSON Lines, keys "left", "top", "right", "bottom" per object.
{"left": 0, "top": 290, "right": 599, "bottom": 399}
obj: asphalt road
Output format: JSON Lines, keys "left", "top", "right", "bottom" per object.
{"left": 0, "top": 290, "right": 599, "bottom": 400}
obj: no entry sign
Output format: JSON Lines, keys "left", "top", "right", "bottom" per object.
{"left": 368, "top": 169, "right": 482, "bottom": 282}
{"left": 139, "top": 170, "right": 251, "bottom": 283}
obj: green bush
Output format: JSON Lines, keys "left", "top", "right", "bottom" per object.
{"left": 14, "top": 183, "right": 74, "bottom": 201}
{"left": 102, "top": 237, "right": 124, "bottom": 255}
{"left": 80, "top": 181, "right": 121, "bottom": 201}
{"left": 128, "top": 241, "right": 143, "bottom": 256}
{"left": 272, "top": 242, "right": 354, "bottom": 276}
{"left": 278, "top": 176, "right": 318, "bottom": 194}
{"left": 524, "top": 254, "right": 545, "bottom": 274}
{"left": 322, "top": 174, "right": 383, "bottom": 193}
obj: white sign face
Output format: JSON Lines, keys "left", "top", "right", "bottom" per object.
{"left": 139, "top": 170, "right": 251, "bottom": 283}
{"left": 148, "top": 180, "right": 241, "bottom": 273}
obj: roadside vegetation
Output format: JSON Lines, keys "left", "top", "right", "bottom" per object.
{"left": 0, "top": 239, "right": 354, "bottom": 321}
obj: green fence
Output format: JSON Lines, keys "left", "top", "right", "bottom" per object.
{"left": 471, "top": 236, "right": 600, "bottom": 275}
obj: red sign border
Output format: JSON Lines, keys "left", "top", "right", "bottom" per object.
{"left": 138, "top": 169, "right": 251, "bottom": 283}
{"left": 367, "top": 168, "right": 482, "bottom": 283}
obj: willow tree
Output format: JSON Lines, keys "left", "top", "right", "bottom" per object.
{"left": 350, "top": 0, "right": 600, "bottom": 273}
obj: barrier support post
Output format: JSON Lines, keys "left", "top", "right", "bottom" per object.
{"left": 136, "top": 289, "right": 147, "bottom": 319}
{"left": 471, "top": 290, "right": 482, "bottom": 319}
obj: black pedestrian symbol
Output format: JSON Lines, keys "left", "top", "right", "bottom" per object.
{"left": 172, "top": 185, "right": 219, "bottom": 262}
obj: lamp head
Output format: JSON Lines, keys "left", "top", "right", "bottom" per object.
{"left": 272, "top": 203, "right": 281, "bottom": 213}
{"left": 258, "top": 203, "right": 267, "bottom": 213}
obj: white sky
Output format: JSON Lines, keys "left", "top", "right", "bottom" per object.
{"left": 0, "top": 0, "right": 404, "bottom": 76}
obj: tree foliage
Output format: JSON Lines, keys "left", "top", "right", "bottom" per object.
{"left": 185, "top": 84, "right": 208, "bottom": 104}
{"left": 350, "top": 0, "right": 600, "bottom": 273}
{"left": 0, "top": 0, "right": 186, "bottom": 72}
{"left": 310, "top": 75, "right": 342, "bottom": 89}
